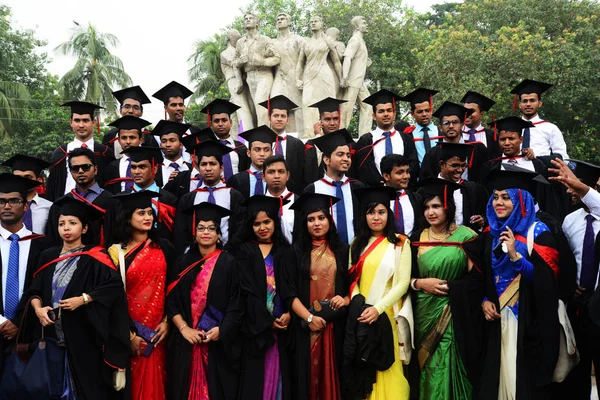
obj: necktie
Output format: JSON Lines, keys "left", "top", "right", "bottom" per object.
{"left": 254, "top": 171, "right": 264, "bottom": 196}
{"left": 125, "top": 159, "right": 133, "bottom": 191}
{"left": 220, "top": 140, "right": 234, "bottom": 180}
{"left": 507, "top": 159, "right": 519, "bottom": 166}
{"left": 5, "top": 234, "right": 20, "bottom": 319}
{"left": 170, "top": 162, "right": 180, "bottom": 171}
{"left": 395, "top": 192, "right": 405, "bottom": 234}
{"left": 468, "top": 129, "right": 476, "bottom": 142}
{"left": 23, "top": 201, "right": 33, "bottom": 231}
{"left": 522, "top": 127, "right": 531, "bottom": 149}
{"left": 81, "top": 143, "right": 88, "bottom": 149}
{"left": 332, "top": 181, "right": 348, "bottom": 244}
{"left": 275, "top": 137, "right": 284, "bottom": 156}
{"left": 195, "top": 175, "right": 204, "bottom": 189}
{"left": 382, "top": 131, "right": 393, "bottom": 155}
{"left": 580, "top": 214, "right": 599, "bottom": 289}
{"left": 422, "top": 126, "right": 431, "bottom": 152}
{"left": 207, "top": 187, "right": 216, "bottom": 204}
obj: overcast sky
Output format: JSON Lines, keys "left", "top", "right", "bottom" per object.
{"left": 4, "top": 0, "right": 447, "bottom": 123}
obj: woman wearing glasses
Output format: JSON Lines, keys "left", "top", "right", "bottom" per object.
{"left": 166, "top": 203, "right": 242, "bottom": 399}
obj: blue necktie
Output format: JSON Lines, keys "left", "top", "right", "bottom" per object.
{"left": 468, "top": 129, "right": 476, "bottom": 142}
{"left": 394, "top": 192, "right": 405, "bottom": 234}
{"left": 422, "top": 126, "right": 431, "bottom": 152}
{"left": 333, "top": 181, "right": 348, "bottom": 244}
{"left": 275, "top": 137, "right": 285, "bottom": 156}
{"left": 580, "top": 214, "right": 599, "bottom": 289}
{"left": 220, "top": 140, "right": 234, "bottom": 180}
{"left": 522, "top": 127, "right": 531, "bottom": 149}
{"left": 170, "top": 162, "right": 180, "bottom": 171}
{"left": 207, "top": 187, "right": 216, "bottom": 204}
{"left": 125, "top": 159, "right": 133, "bottom": 191}
{"left": 382, "top": 131, "right": 393, "bottom": 156}
{"left": 5, "top": 234, "right": 20, "bottom": 319}
{"left": 254, "top": 171, "right": 264, "bottom": 196}
{"left": 23, "top": 201, "right": 33, "bottom": 231}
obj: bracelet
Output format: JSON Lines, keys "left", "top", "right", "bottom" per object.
{"left": 179, "top": 324, "right": 188, "bottom": 332}
{"left": 162, "top": 315, "right": 168, "bottom": 324}
{"left": 411, "top": 279, "right": 420, "bottom": 291}
{"left": 82, "top": 293, "right": 89, "bottom": 305}
{"left": 129, "top": 332, "right": 136, "bottom": 341}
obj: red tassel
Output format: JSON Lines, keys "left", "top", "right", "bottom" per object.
{"left": 192, "top": 211, "right": 196, "bottom": 238}
{"left": 468, "top": 147, "right": 474, "bottom": 168}
{"left": 463, "top": 112, "right": 467, "bottom": 126}
{"left": 429, "top": 94, "right": 433, "bottom": 113}
{"left": 443, "top": 185, "right": 448, "bottom": 210}
{"left": 279, "top": 196, "right": 283, "bottom": 217}
{"left": 207, "top": 110, "right": 211, "bottom": 125}
{"left": 512, "top": 94, "right": 518, "bottom": 111}
{"left": 151, "top": 159, "right": 156, "bottom": 181}
{"left": 99, "top": 226, "right": 105, "bottom": 247}
{"left": 392, "top": 99, "right": 396, "bottom": 115}
{"left": 519, "top": 189, "right": 526, "bottom": 217}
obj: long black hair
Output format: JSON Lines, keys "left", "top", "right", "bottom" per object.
{"left": 351, "top": 201, "right": 399, "bottom": 265}
{"left": 113, "top": 207, "right": 162, "bottom": 249}
{"left": 295, "top": 207, "right": 343, "bottom": 272}
{"left": 419, "top": 194, "right": 457, "bottom": 232}
{"left": 227, "top": 208, "right": 289, "bottom": 253}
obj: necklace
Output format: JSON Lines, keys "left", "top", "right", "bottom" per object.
{"left": 428, "top": 228, "right": 450, "bottom": 241}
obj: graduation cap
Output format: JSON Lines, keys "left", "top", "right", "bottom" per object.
{"left": 121, "top": 146, "right": 164, "bottom": 164}
{"left": 54, "top": 195, "right": 105, "bottom": 226}
{"left": 112, "top": 190, "right": 159, "bottom": 211}
{"left": 182, "top": 202, "right": 231, "bottom": 225}
{"left": 152, "top": 120, "right": 191, "bottom": 138}
{"left": 290, "top": 193, "right": 340, "bottom": 214}
{"left": 510, "top": 79, "right": 553, "bottom": 97}
{"left": 438, "top": 142, "right": 473, "bottom": 162}
{"left": 0, "top": 173, "right": 41, "bottom": 195}
{"left": 311, "top": 129, "right": 354, "bottom": 156}
{"left": 309, "top": 97, "right": 347, "bottom": 115}
{"left": 415, "top": 177, "right": 461, "bottom": 209}
{"left": 363, "top": 89, "right": 403, "bottom": 113}
{"left": 258, "top": 95, "right": 298, "bottom": 116}
{"left": 201, "top": 99, "right": 240, "bottom": 121}
{"left": 186, "top": 140, "right": 233, "bottom": 162}
{"left": 400, "top": 88, "right": 439, "bottom": 111}
{"left": 152, "top": 81, "right": 193, "bottom": 104}
{"left": 1, "top": 154, "right": 51, "bottom": 176}
{"left": 568, "top": 159, "right": 600, "bottom": 187}
{"left": 242, "top": 195, "right": 290, "bottom": 217}
{"left": 353, "top": 186, "right": 397, "bottom": 210}
{"left": 432, "top": 101, "right": 474, "bottom": 120}
{"left": 108, "top": 115, "right": 151, "bottom": 132}
{"left": 489, "top": 116, "right": 533, "bottom": 135}
{"left": 61, "top": 101, "right": 103, "bottom": 116}
{"left": 181, "top": 128, "right": 216, "bottom": 153}
{"left": 486, "top": 167, "right": 548, "bottom": 192}
{"left": 112, "top": 85, "right": 151, "bottom": 105}
{"left": 239, "top": 125, "right": 278, "bottom": 145}
{"left": 460, "top": 91, "right": 495, "bottom": 112}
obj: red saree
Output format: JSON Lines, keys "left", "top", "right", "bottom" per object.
{"left": 127, "top": 241, "right": 168, "bottom": 400}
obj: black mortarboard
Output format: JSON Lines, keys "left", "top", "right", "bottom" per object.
{"left": 290, "top": 193, "right": 340, "bottom": 214}
{"left": 187, "top": 140, "right": 233, "bottom": 161}
{"left": 489, "top": 116, "right": 533, "bottom": 133}
{"left": 182, "top": 202, "right": 231, "bottom": 225}
{"left": 112, "top": 85, "right": 151, "bottom": 105}
{"left": 201, "top": 99, "right": 240, "bottom": 118}
{"left": 438, "top": 142, "right": 472, "bottom": 162}
{"left": 2, "top": 155, "right": 50, "bottom": 175}
{"left": 432, "top": 101, "right": 474, "bottom": 120}
{"left": 54, "top": 195, "right": 105, "bottom": 225}
{"left": 181, "top": 128, "right": 216, "bottom": 153}
{"left": 510, "top": 79, "right": 553, "bottom": 97}
{"left": 460, "top": 91, "right": 495, "bottom": 112}
{"left": 152, "top": 120, "right": 191, "bottom": 138}
{"left": 309, "top": 97, "right": 347, "bottom": 114}
{"left": 152, "top": 81, "right": 193, "bottom": 104}
{"left": 568, "top": 159, "right": 600, "bottom": 187}
{"left": 311, "top": 129, "right": 354, "bottom": 156}
{"left": 108, "top": 115, "right": 151, "bottom": 132}
{"left": 239, "top": 125, "right": 278, "bottom": 145}
{"left": 415, "top": 177, "right": 461, "bottom": 209}
{"left": 362, "top": 89, "right": 403, "bottom": 108}
{"left": 112, "top": 190, "right": 159, "bottom": 210}
{"left": 242, "top": 195, "right": 289, "bottom": 216}
{"left": 121, "top": 146, "right": 164, "bottom": 164}
{"left": 61, "top": 101, "right": 103, "bottom": 116}
{"left": 486, "top": 168, "right": 547, "bottom": 192}
{"left": 0, "top": 173, "right": 41, "bottom": 195}
{"left": 400, "top": 88, "right": 439, "bottom": 108}
{"left": 258, "top": 95, "right": 298, "bottom": 114}
{"left": 354, "top": 186, "right": 397, "bottom": 210}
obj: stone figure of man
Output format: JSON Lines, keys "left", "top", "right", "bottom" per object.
{"left": 326, "top": 27, "right": 346, "bottom": 98}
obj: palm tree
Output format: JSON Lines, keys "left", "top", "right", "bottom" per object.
{"left": 188, "top": 33, "right": 226, "bottom": 104}
{"left": 0, "top": 81, "right": 30, "bottom": 139}
{"left": 55, "top": 23, "right": 132, "bottom": 115}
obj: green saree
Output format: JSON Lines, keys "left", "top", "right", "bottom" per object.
{"left": 415, "top": 225, "right": 475, "bottom": 400}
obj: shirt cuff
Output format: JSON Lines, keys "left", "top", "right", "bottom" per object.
{"left": 0, "top": 315, "right": 8, "bottom": 325}
{"left": 582, "top": 189, "right": 600, "bottom": 219}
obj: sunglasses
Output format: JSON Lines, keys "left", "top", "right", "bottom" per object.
{"left": 69, "top": 164, "right": 94, "bottom": 172}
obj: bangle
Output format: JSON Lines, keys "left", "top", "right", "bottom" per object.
{"left": 411, "top": 279, "right": 420, "bottom": 291}
{"left": 179, "top": 324, "right": 188, "bottom": 332}
{"left": 82, "top": 293, "right": 89, "bottom": 305}
{"left": 162, "top": 316, "right": 168, "bottom": 324}
{"left": 130, "top": 332, "right": 136, "bottom": 341}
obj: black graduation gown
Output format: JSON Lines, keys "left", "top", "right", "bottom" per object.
{"left": 478, "top": 230, "right": 560, "bottom": 399}
{"left": 18, "top": 245, "right": 130, "bottom": 400}
{"left": 227, "top": 171, "right": 253, "bottom": 200}
{"left": 166, "top": 248, "right": 242, "bottom": 400}
{"left": 355, "top": 131, "right": 419, "bottom": 187}
{"left": 302, "top": 139, "right": 325, "bottom": 187}
{"left": 419, "top": 141, "right": 491, "bottom": 182}
{"left": 172, "top": 188, "right": 245, "bottom": 254}
{"left": 459, "top": 180, "right": 489, "bottom": 231}
{"left": 278, "top": 242, "right": 349, "bottom": 400}
{"left": 103, "top": 159, "right": 125, "bottom": 195}
{"left": 464, "top": 127, "right": 501, "bottom": 159}
{"left": 280, "top": 135, "right": 305, "bottom": 194}
{"left": 230, "top": 140, "right": 250, "bottom": 174}
{"left": 46, "top": 143, "right": 115, "bottom": 202}
{"left": 232, "top": 242, "right": 292, "bottom": 400}
{"left": 163, "top": 169, "right": 199, "bottom": 200}
{"left": 44, "top": 190, "right": 117, "bottom": 247}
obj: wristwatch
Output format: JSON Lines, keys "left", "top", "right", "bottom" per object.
{"left": 510, "top": 252, "right": 523, "bottom": 263}
{"left": 307, "top": 314, "right": 313, "bottom": 324}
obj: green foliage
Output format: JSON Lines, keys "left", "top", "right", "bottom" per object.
{"left": 188, "top": 34, "right": 228, "bottom": 105}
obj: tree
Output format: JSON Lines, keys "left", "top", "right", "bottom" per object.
{"left": 188, "top": 34, "right": 227, "bottom": 105}
{"left": 55, "top": 23, "right": 132, "bottom": 116}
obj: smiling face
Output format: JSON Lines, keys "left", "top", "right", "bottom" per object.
{"left": 366, "top": 203, "right": 388, "bottom": 235}
{"left": 323, "top": 145, "right": 351, "bottom": 175}
{"left": 306, "top": 210, "right": 330, "bottom": 239}
{"left": 130, "top": 207, "right": 154, "bottom": 232}
{"left": 252, "top": 211, "right": 275, "bottom": 242}
{"left": 519, "top": 93, "right": 542, "bottom": 118}
{"left": 424, "top": 196, "right": 447, "bottom": 228}
{"left": 383, "top": 164, "right": 410, "bottom": 190}
{"left": 439, "top": 156, "right": 467, "bottom": 183}
{"left": 492, "top": 190, "right": 515, "bottom": 219}
{"left": 165, "top": 97, "right": 185, "bottom": 122}
{"left": 463, "top": 103, "right": 482, "bottom": 128}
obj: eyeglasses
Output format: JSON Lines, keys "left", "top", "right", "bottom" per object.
{"left": 121, "top": 104, "right": 142, "bottom": 111}
{"left": 69, "top": 164, "right": 94, "bottom": 172}
{"left": 196, "top": 226, "right": 217, "bottom": 233}
{"left": 441, "top": 120, "right": 461, "bottom": 127}
{"left": 444, "top": 162, "right": 468, "bottom": 170}
{"left": 0, "top": 198, "right": 24, "bottom": 207}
